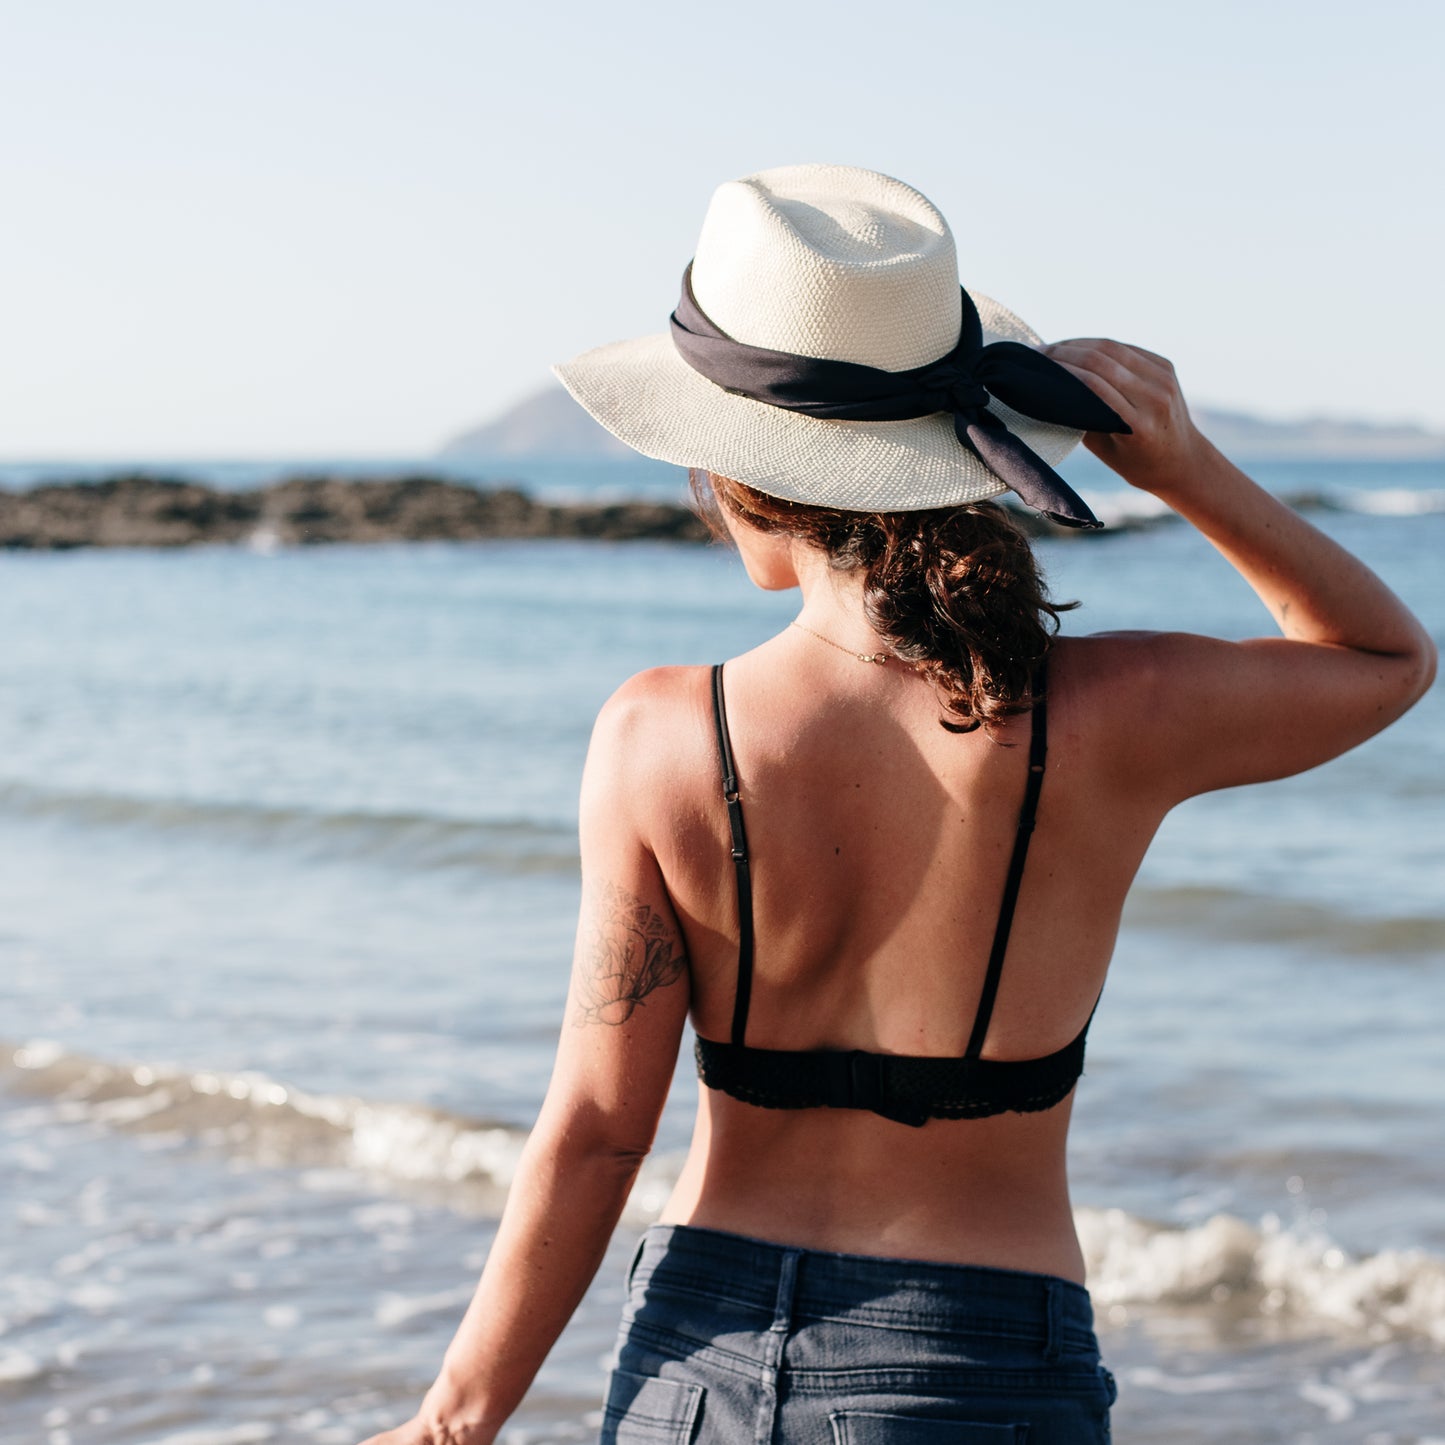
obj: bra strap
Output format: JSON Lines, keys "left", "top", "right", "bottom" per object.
{"left": 964, "top": 659, "right": 1049, "bottom": 1060}
{"left": 711, "top": 664, "right": 754, "bottom": 1048}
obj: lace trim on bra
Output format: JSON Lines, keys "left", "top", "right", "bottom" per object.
{"left": 694, "top": 1029, "right": 1087, "bottom": 1129}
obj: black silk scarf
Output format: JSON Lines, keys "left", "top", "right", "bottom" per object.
{"left": 669, "top": 266, "right": 1128, "bottom": 529}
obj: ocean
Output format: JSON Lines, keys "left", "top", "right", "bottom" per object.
{"left": 1, "top": 454, "right": 1442, "bottom": 1444}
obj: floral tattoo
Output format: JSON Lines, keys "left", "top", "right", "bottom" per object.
{"left": 574, "top": 883, "right": 687, "bottom": 1026}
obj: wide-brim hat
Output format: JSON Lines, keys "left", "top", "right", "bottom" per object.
{"left": 554, "top": 164, "right": 1114, "bottom": 519}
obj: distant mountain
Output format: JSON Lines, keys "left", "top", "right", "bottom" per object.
{"left": 1193, "top": 408, "right": 1445, "bottom": 459}
{"left": 441, "top": 385, "right": 633, "bottom": 459}
{"left": 442, "top": 384, "right": 1445, "bottom": 461}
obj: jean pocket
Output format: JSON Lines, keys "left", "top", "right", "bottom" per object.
{"left": 602, "top": 1369, "right": 705, "bottom": 1443}
{"left": 623, "top": 1231, "right": 650, "bottom": 1292}
{"left": 830, "top": 1414, "right": 1028, "bottom": 1445}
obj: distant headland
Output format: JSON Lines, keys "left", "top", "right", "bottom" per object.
{"left": 442, "top": 384, "right": 1445, "bottom": 462}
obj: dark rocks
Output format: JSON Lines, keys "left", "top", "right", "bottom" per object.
{"left": 0, "top": 474, "right": 712, "bottom": 550}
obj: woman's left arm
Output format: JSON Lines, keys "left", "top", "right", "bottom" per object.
{"left": 360, "top": 674, "right": 692, "bottom": 1445}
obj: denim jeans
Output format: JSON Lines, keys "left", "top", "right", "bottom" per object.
{"left": 601, "top": 1225, "right": 1115, "bottom": 1444}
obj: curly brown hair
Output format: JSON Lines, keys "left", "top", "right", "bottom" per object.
{"left": 692, "top": 471, "right": 1076, "bottom": 733}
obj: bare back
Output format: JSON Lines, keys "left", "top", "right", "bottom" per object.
{"left": 644, "top": 633, "right": 1168, "bottom": 1281}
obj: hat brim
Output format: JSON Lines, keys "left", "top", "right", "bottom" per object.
{"left": 553, "top": 292, "right": 1083, "bottom": 513}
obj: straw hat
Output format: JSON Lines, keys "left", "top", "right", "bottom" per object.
{"left": 554, "top": 164, "right": 1102, "bottom": 516}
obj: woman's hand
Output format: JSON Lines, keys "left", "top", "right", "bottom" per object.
{"left": 356, "top": 1378, "right": 496, "bottom": 1445}
{"left": 355, "top": 1417, "right": 456, "bottom": 1445}
{"left": 356, "top": 1418, "right": 480, "bottom": 1445}
{"left": 357, "top": 1424, "right": 489, "bottom": 1445}
{"left": 1043, "top": 338, "right": 1210, "bottom": 496}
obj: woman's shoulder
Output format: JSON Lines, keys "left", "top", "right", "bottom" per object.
{"left": 1047, "top": 631, "right": 1179, "bottom": 725}
{"left": 585, "top": 665, "right": 719, "bottom": 787}
{"left": 1053, "top": 627, "right": 1190, "bottom": 670}
{"left": 593, "top": 664, "right": 715, "bottom": 733}
{"left": 1052, "top": 629, "right": 1247, "bottom": 706}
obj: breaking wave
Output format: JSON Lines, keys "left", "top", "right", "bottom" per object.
{"left": 6, "top": 1038, "right": 1443, "bottom": 1346}
{"left": 2, "top": 1039, "right": 673, "bottom": 1221}
{"left": 1079, "top": 485, "right": 1445, "bottom": 532}
{"left": 1078, "top": 1206, "right": 1445, "bottom": 1346}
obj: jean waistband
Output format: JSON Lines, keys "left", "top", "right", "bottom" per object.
{"left": 630, "top": 1224, "right": 1096, "bottom": 1356}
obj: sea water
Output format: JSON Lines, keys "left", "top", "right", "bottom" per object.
{"left": 1, "top": 457, "right": 1442, "bottom": 1444}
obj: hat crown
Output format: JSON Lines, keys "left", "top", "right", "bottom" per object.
{"left": 690, "top": 165, "right": 963, "bottom": 374}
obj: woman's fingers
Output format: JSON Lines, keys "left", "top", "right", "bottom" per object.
{"left": 1048, "top": 337, "right": 1175, "bottom": 383}
{"left": 1045, "top": 351, "right": 1136, "bottom": 427}
{"left": 356, "top": 1424, "right": 432, "bottom": 1445}
{"left": 1042, "top": 339, "right": 1206, "bottom": 491}
{"left": 1047, "top": 340, "right": 1188, "bottom": 432}
{"left": 1047, "top": 341, "right": 1178, "bottom": 422}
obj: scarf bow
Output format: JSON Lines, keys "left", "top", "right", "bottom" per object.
{"left": 670, "top": 266, "right": 1129, "bottom": 528}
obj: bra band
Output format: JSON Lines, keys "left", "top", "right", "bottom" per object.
{"left": 693, "top": 1031, "right": 1087, "bottom": 1128}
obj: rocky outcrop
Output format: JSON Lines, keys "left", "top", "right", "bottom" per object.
{"left": 0, "top": 474, "right": 712, "bottom": 550}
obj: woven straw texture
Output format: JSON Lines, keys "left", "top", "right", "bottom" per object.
{"left": 553, "top": 164, "right": 1083, "bottom": 512}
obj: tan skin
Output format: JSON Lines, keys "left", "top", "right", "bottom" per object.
{"left": 361, "top": 340, "right": 1436, "bottom": 1445}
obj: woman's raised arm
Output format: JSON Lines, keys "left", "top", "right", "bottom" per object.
{"left": 360, "top": 673, "right": 693, "bottom": 1445}
{"left": 1045, "top": 339, "right": 1437, "bottom": 802}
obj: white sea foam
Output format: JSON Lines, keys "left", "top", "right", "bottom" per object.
{"left": 1067, "top": 483, "right": 1445, "bottom": 531}
{"left": 1342, "top": 486, "right": 1445, "bottom": 515}
{"left": 67, "top": 1283, "right": 122, "bottom": 1313}
{"left": 13, "top": 1039, "right": 64, "bottom": 1070}
{"left": 352, "top": 1201, "right": 415, "bottom": 1232}
{"left": 1077, "top": 490, "right": 1177, "bottom": 531}
{"left": 340, "top": 1100, "right": 525, "bottom": 1183}
{"left": 4, "top": 1039, "right": 683, "bottom": 1223}
{"left": 1121, "top": 1364, "right": 1260, "bottom": 1395}
{"left": 374, "top": 1284, "right": 474, "bottom": 1328}
{"left": 0, "top": 1348, "right": 43, "bottom": 1382}
{"left": 1078, "top": 1207, "right": 1445, "bottom": 1344}
{"left": 139, "top": 1426, "right": 275, "bottom": 1445}
{"left": 1298, "top": 1374, "right": 1356, "bottom": 1422}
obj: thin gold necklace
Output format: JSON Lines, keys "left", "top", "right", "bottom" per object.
{"left": 791, "top": 620, "right": 891, "bottom": 665}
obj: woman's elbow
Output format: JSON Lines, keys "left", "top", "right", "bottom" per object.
{"left": 534, "top": 1097, "right": 660, "bottom": 1175}
{"left": 1395, "top": 631, "right": 1438, "bottom": 711}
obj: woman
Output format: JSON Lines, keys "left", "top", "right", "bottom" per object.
{"left": 363, "top": 166, "right": 1435, "bottom": 1444}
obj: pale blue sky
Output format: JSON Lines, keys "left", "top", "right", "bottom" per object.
{"left": 2, "top": 0, "right": 1441, "bottom": 456}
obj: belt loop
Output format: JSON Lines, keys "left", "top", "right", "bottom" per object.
{"left": 753, "top": 1249, "right": 801, "bottom": 1445}
{"left": 1043, "top": 1279, "right": 1063, "bottom": 1363}
{"left": 772, "top": 1248, "right": 800, "bottom": 1333}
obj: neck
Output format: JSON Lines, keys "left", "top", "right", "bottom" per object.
{"left": 791, "top": 549, "right": 888, "bottom": 655}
